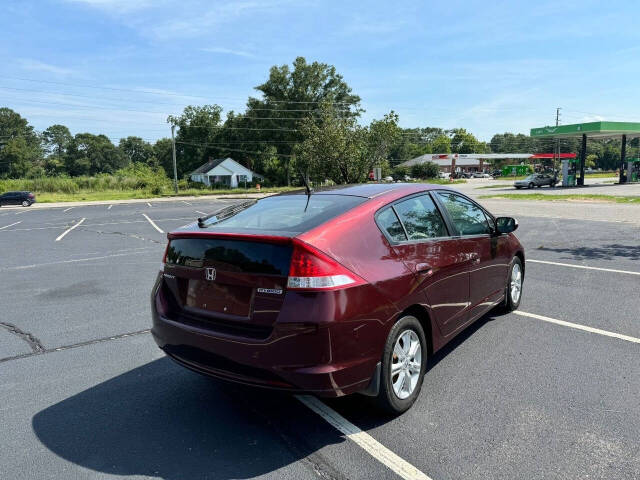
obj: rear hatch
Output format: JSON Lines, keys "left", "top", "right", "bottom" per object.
{"left": 158, "top": 193, "right": 369, "bottom": 338}
{"left": 161, "top": 235, "right": 292, "bottom": 339}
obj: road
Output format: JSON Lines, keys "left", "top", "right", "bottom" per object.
{"left": 455, "top": 175, "right": 640, "bottom": 197}
{"left": 1, "top": 196, "right": 639, "bottom": 479}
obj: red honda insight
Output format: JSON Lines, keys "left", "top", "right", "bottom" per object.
{"left": 151, "top": 183, "right": 524, "bottom": 413}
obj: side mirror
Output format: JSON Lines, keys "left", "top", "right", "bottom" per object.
{"left": 495, "top": 216, "right": 518, "bottom": 234}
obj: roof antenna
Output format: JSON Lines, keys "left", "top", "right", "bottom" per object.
{"left": 299, "top": 169, "right": 313, "bottom": 197}
{"left": 298, "top": 169, "right": 313, "bottom": 212}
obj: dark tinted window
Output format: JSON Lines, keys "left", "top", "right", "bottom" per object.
{"left": 435, "top": 192, "right": 491, "bottom": 235}
{"left": 376, "top": 208, "right": 407, "bottom": 242}
{"left": 166, "top": 238, "right": 292, "bottom": 275}
{"left": 393, "top": 194, "right": 448, "bottom": 240}
{"left": 205, "top": 194, "right": 366, "bottom": 235}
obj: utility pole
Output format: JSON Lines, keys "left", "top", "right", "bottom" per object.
{"left": 554, "top": 107, "right": 561, "bottom": 175}
{"left": 171, "top": 125, "right": 178, "bottom": 194}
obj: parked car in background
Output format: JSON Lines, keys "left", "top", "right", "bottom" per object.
{"left": 437, "top": 172, "right": 450, "bottom": 179}
{"left": 492, "top": 170, "right": 502, "bottom": 177}
{"left": 0, "top": 191, "right": 36, "bottom": 207}
{"left": 472, "top": 172, "right": 492, "bottom": 178}
{"left": 152, "top": 184, "right": 525, "bottom": 414}
{"left": 514, "top": 173, "right": 557, "bottom": 189}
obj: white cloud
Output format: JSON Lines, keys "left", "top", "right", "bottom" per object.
{"left": 18, "top": 59, "right": 76, "bottom": 76}
{"left": 64, "top": 0, "right": 157, "bottom": 13}
{"left": 201, "top": 47, "right": 255, "bottom": 58}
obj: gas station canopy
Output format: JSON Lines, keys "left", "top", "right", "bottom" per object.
{"left": 529, "top": 121, "right": 640, "bottom": 184}
{"left": 531, "top": 121, "right": 640, "bottom": 139}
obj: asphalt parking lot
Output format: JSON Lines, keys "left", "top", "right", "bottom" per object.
{"left": 1, "top": 195, "right": 639, "bottom": 480}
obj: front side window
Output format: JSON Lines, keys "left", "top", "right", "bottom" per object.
{"left": 393, "top": 194, "right": 448, "bottom": 240}
{"left": 435, "top": 192, "right": 491, "bottom": 236}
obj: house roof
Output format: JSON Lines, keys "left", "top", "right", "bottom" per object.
{"left": 190, "top": 157, "right": 263, "bottom": 178}
{"left": 191, "top": 158, "right": 228, "bottom": 175}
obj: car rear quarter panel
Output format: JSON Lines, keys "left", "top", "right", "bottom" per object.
{"left": 297, "top": 191, "right": 443, "bottom": 355}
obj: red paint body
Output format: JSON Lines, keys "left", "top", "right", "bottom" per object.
{"left": 151, "top": 184, "right": 524, "bottom": 397}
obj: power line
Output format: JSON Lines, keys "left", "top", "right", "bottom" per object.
{"left": 175, "top": 140, "right": 293, "bottom": 158}
{"left": 0, "top": 76, "right": 359, "bottom": 105}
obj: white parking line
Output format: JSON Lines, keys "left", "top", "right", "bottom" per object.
{"left": 182, "top": 201, "right": 192, "bottom": 206}
{"left": 55, "top": 218, "right": 85, "bottom": 242}
{"left": 296, "top": 395, "right": 433, "bottom": 480}
{"left": 108, "top": 204, "right": 113, "bottom": 210}
{"left": 528, "top": 259, "right": 640, "bottom": 276}
{"left": 146, "top": 202, "right": 152, "bottom": 207}
{"left": 195, "top": 210, "right": 207, "bottom": 216}
{"left": 516, "top": 311, "right": 640, "bottom": 345}
{"left": 14, "top": 209, "right": 30, "bottom": 215}
{"left": 0, "top": 221, "right": 21, "bottom": 230}
{"left": 142, "top": 213, "right": 164, "bottom": 233}
{"left": 0, "top": 247, "right": 159, "bottom": 271}
{"left": 63, "top": 207, "right": 74, "bottom": 212}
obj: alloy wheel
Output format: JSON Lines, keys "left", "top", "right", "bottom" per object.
{"left": 510, "top": 263, "right": 522, "bottom": 304}
{"left": 391, "top": 329, "right": 422, "bottom": 400}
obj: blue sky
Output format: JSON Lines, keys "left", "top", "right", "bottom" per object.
{"left": 1, "top": 0, "right": 640, "bottom": 143}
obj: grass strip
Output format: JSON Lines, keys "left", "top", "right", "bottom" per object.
{"left": 479, "top": 193, "right": 640, "bottom": 203}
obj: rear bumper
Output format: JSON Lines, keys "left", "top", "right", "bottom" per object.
{"left": 152, "top": 314, "right": 376, "bottom": 397}
{"left": 150, "top": 276, "right": 386, "bottom": 397}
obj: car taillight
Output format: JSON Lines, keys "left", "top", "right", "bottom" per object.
{"left": 287, "top": 239, "right": 365, "bottom": 291}
{"left": 161, "top": 243, "right": 169, "bottom": 269}
{"left": 28, "top": 193, "right": 34, "bottom": 198}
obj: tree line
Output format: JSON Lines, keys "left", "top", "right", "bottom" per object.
{"left": 0, "top": 57, "right": 632, "bottom": 186}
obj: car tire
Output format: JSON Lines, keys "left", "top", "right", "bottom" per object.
{"left": 528, "top": 183, "right": 534, "bottom": 189}
{"left": 497, "top": 257, "right": 523, "bottom": 313}
{"left": 21, "top": 200, "right": 30, "bottom": 207}
{"left": 375, "top": 315, "right": 427, "bottom": 414}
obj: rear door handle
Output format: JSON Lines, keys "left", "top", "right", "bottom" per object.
{"left": 416, "top": 263, "right": 433, "bottom": 275}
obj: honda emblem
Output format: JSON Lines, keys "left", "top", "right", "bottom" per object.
{"left": 205, "top": 267, "right": 216, "bottom": 281}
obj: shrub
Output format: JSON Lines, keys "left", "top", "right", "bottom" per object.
{"left": 410, "top": 161, "right": 440, "bottom": 179}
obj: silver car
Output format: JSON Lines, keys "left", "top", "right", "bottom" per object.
{"left": 514, "top": 173, "right": 557, "bottom": 189}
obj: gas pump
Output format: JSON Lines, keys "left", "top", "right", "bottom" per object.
{"left": 627, "top": 158, "right": 640, "bottom": 183}
{"left": 561, "top": 158, "right": 578, "bottom": 187}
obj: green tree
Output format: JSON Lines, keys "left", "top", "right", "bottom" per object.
{"left": 0, "top": 137, "right": 41, "bottom": 178}
{"left": 432, "top": 135, "right": 451, "bottom": 153}
{"left": 65, "top": 133, "right": 127, "bottom": 175}
{"left": 0, "top": 108, "right": 39, "bottom": 147}
{"left": 365, "top": 112, "right": 401, "bottom": 175}
{"left": 295, "top": 105, "right": 365, "bottom": 184}
{"left": 0, "top": 108, "right": 42, "bottom": 177}
{"left": 153, "top": 138, "right": 174, "bottom": 178}
{"left": 119, "top": 136, "right": 155, "bottom": 166}
{"left": 241, "top": 57, "right": 361, "bottom": 184}
{"left": 450, "top": 128, "right": 479, "bottom": 154}
{"left": 42, "top": 124, "right": 72, "bottom": 157}
{"left": 167, "top": 105, "right": 223, "bottom": 177}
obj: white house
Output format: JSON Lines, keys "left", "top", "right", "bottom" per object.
{"left": 190, "top": 157, "right": 262, "bottom": 188}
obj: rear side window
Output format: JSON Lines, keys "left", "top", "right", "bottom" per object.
{"left": 393, "top": 194, "right": 448, "bottom": 240}
{"left": 206, "top": 194, "right": 367, "bottom": 235}
{"left": 376, "top": 208, "right": 407, "bottom": 242}
{"left": 435, "top": 192, "right": 491, "bottom": 235}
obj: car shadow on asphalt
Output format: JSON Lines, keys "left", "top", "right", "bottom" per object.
{"left": 537, "top": 244, "right": 640, "bottom": 261}
{"left": 31, "top": 357, "right": 350, "bottom": 480}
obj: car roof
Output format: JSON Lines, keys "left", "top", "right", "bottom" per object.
{"left": 281, "top": 182, "right": 447, "bottom": 199}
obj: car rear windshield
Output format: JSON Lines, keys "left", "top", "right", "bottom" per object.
{"left": 203, "top": 194, "right": 367, "bottom": 235}
{"left": 166, "top": 238, "right": 292, "bottom": 275}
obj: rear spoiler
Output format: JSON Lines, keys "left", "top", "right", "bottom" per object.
{"left": 166, "top": 231, "right": 292, "bottom": 245}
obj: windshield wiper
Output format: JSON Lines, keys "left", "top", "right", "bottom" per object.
{"left": 197, "top": 199, "right": 257, "bottom": 228}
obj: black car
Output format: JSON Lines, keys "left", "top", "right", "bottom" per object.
{"left": 0, "top": 191, "right": 36, "bottom": 207}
